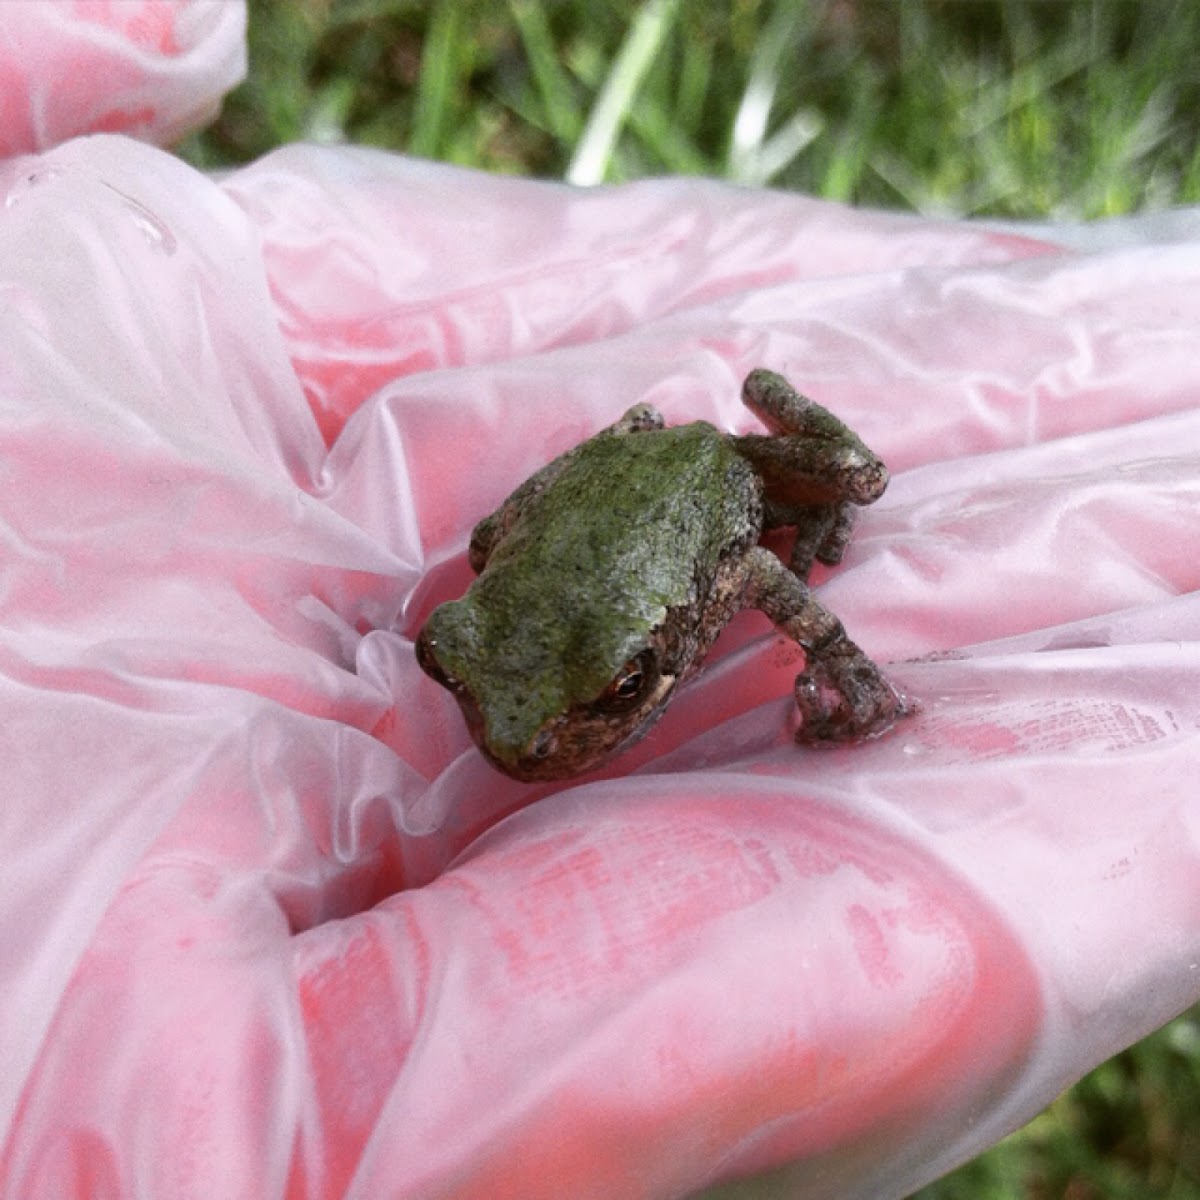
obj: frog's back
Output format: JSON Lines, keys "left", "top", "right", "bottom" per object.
{"left": 449, "top": 420, "right": 763, "bottom": 719}
{"left": 495, "top": 421, "right": 761, "bottom": 604}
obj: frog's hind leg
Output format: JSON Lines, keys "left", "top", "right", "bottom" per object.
{"left": 739, "top": 368, "right": 889, "bottom": 579}
{"left": 764, "top": 502, "right": 857, "bottom": 581}
{"left": 740, "top": 370, "right": 887, "bottom": 505}
{"left": 741, "top": 369, "right": 850, "bottom": 437}
{"left": 734, "top": 546, "right": 908, "bottom": 743}
{"left": 610, "top": 402, "right": 665, "bottom": 435}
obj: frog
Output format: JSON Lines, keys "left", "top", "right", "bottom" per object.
{"left": 415, "top": 368, "right": 908, "bottom": 781}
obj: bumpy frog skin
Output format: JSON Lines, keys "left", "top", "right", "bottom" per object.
{"left": 416, "top": 369, "right": 908, "bottom": 781}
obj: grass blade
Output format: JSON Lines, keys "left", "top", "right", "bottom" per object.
{"left": 567, "top": 0, "right": 681, "bottom": 185}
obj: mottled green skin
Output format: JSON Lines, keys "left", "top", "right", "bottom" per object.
{"left": 416, "top": 370, "right": 906, "bottom": 781}
{"left": 420, "top": 422, "right": 759, "bottom": 776}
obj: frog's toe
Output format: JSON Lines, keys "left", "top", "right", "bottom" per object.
{"left": 793, "top": 657, "right": 909, "bottom": 745}
{"left": 813, "top": 503, "right": 856, "bottom": 567}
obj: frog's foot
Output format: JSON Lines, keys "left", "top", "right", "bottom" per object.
{"left": 783, "top": 502, "right": 857, "bottom": 579}
{"left": 793, "top": 640, "right": 910, "bottom": 744}
{"left": 813, "top": 504, "right": 856, "bottom": 565}
{"left": 736, "top": 545, "right": 911, "bottom": 742}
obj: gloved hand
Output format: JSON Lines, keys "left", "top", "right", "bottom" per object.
{"left": 2, "top": 6, "right": 1198, "bottom": 1199}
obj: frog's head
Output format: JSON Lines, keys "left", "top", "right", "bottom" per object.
{"left": 414, "top": 588, "right": 678, "bottom": 781}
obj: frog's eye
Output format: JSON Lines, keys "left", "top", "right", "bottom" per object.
{"left": 595, "top": 650, "right": 658, "bottom": 713}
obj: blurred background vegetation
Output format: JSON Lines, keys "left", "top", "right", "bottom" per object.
{"left": 183, "top": 0, "right": 1200, "bottom": 217}
{"left": 182, "top": 1, "right": 1200, "bottom": 1195}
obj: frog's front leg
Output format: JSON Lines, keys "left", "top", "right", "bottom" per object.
{"left": 734, "top": 546, "right": 908, "bottom": 743}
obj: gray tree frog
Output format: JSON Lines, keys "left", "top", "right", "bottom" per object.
{"left": 416, "top": 369, "right": 908, "bottom": 780}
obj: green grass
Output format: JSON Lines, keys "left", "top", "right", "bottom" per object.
{"left": 179, "top": 2, "right": 1200, "bottom": 1195}
{"left": 183, "top": 0, "right": 1200, "bottom": 218}
{"left": 920, "top": 1011, "right": 1200, "bottom": 1199}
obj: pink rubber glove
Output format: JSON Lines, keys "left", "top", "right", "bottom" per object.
{"left": 3, "top": 9, "right": 1199, "bottom": 1200}
{"left": 0, "top": 0, "right": 244, "bottom": 155}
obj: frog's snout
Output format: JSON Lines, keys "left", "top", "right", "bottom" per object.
{"left": 430, "top": 684, "right": 558, "bottom": 781}
{"left": 477, "top": 714, "right": 566, "bottom": 781}
{"left": 529, "top": 727, "right": 558, "bottom": 762}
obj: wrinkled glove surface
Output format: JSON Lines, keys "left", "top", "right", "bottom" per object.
{"left": 2, "top": 4, "right": 1199, "bottom": 1199}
